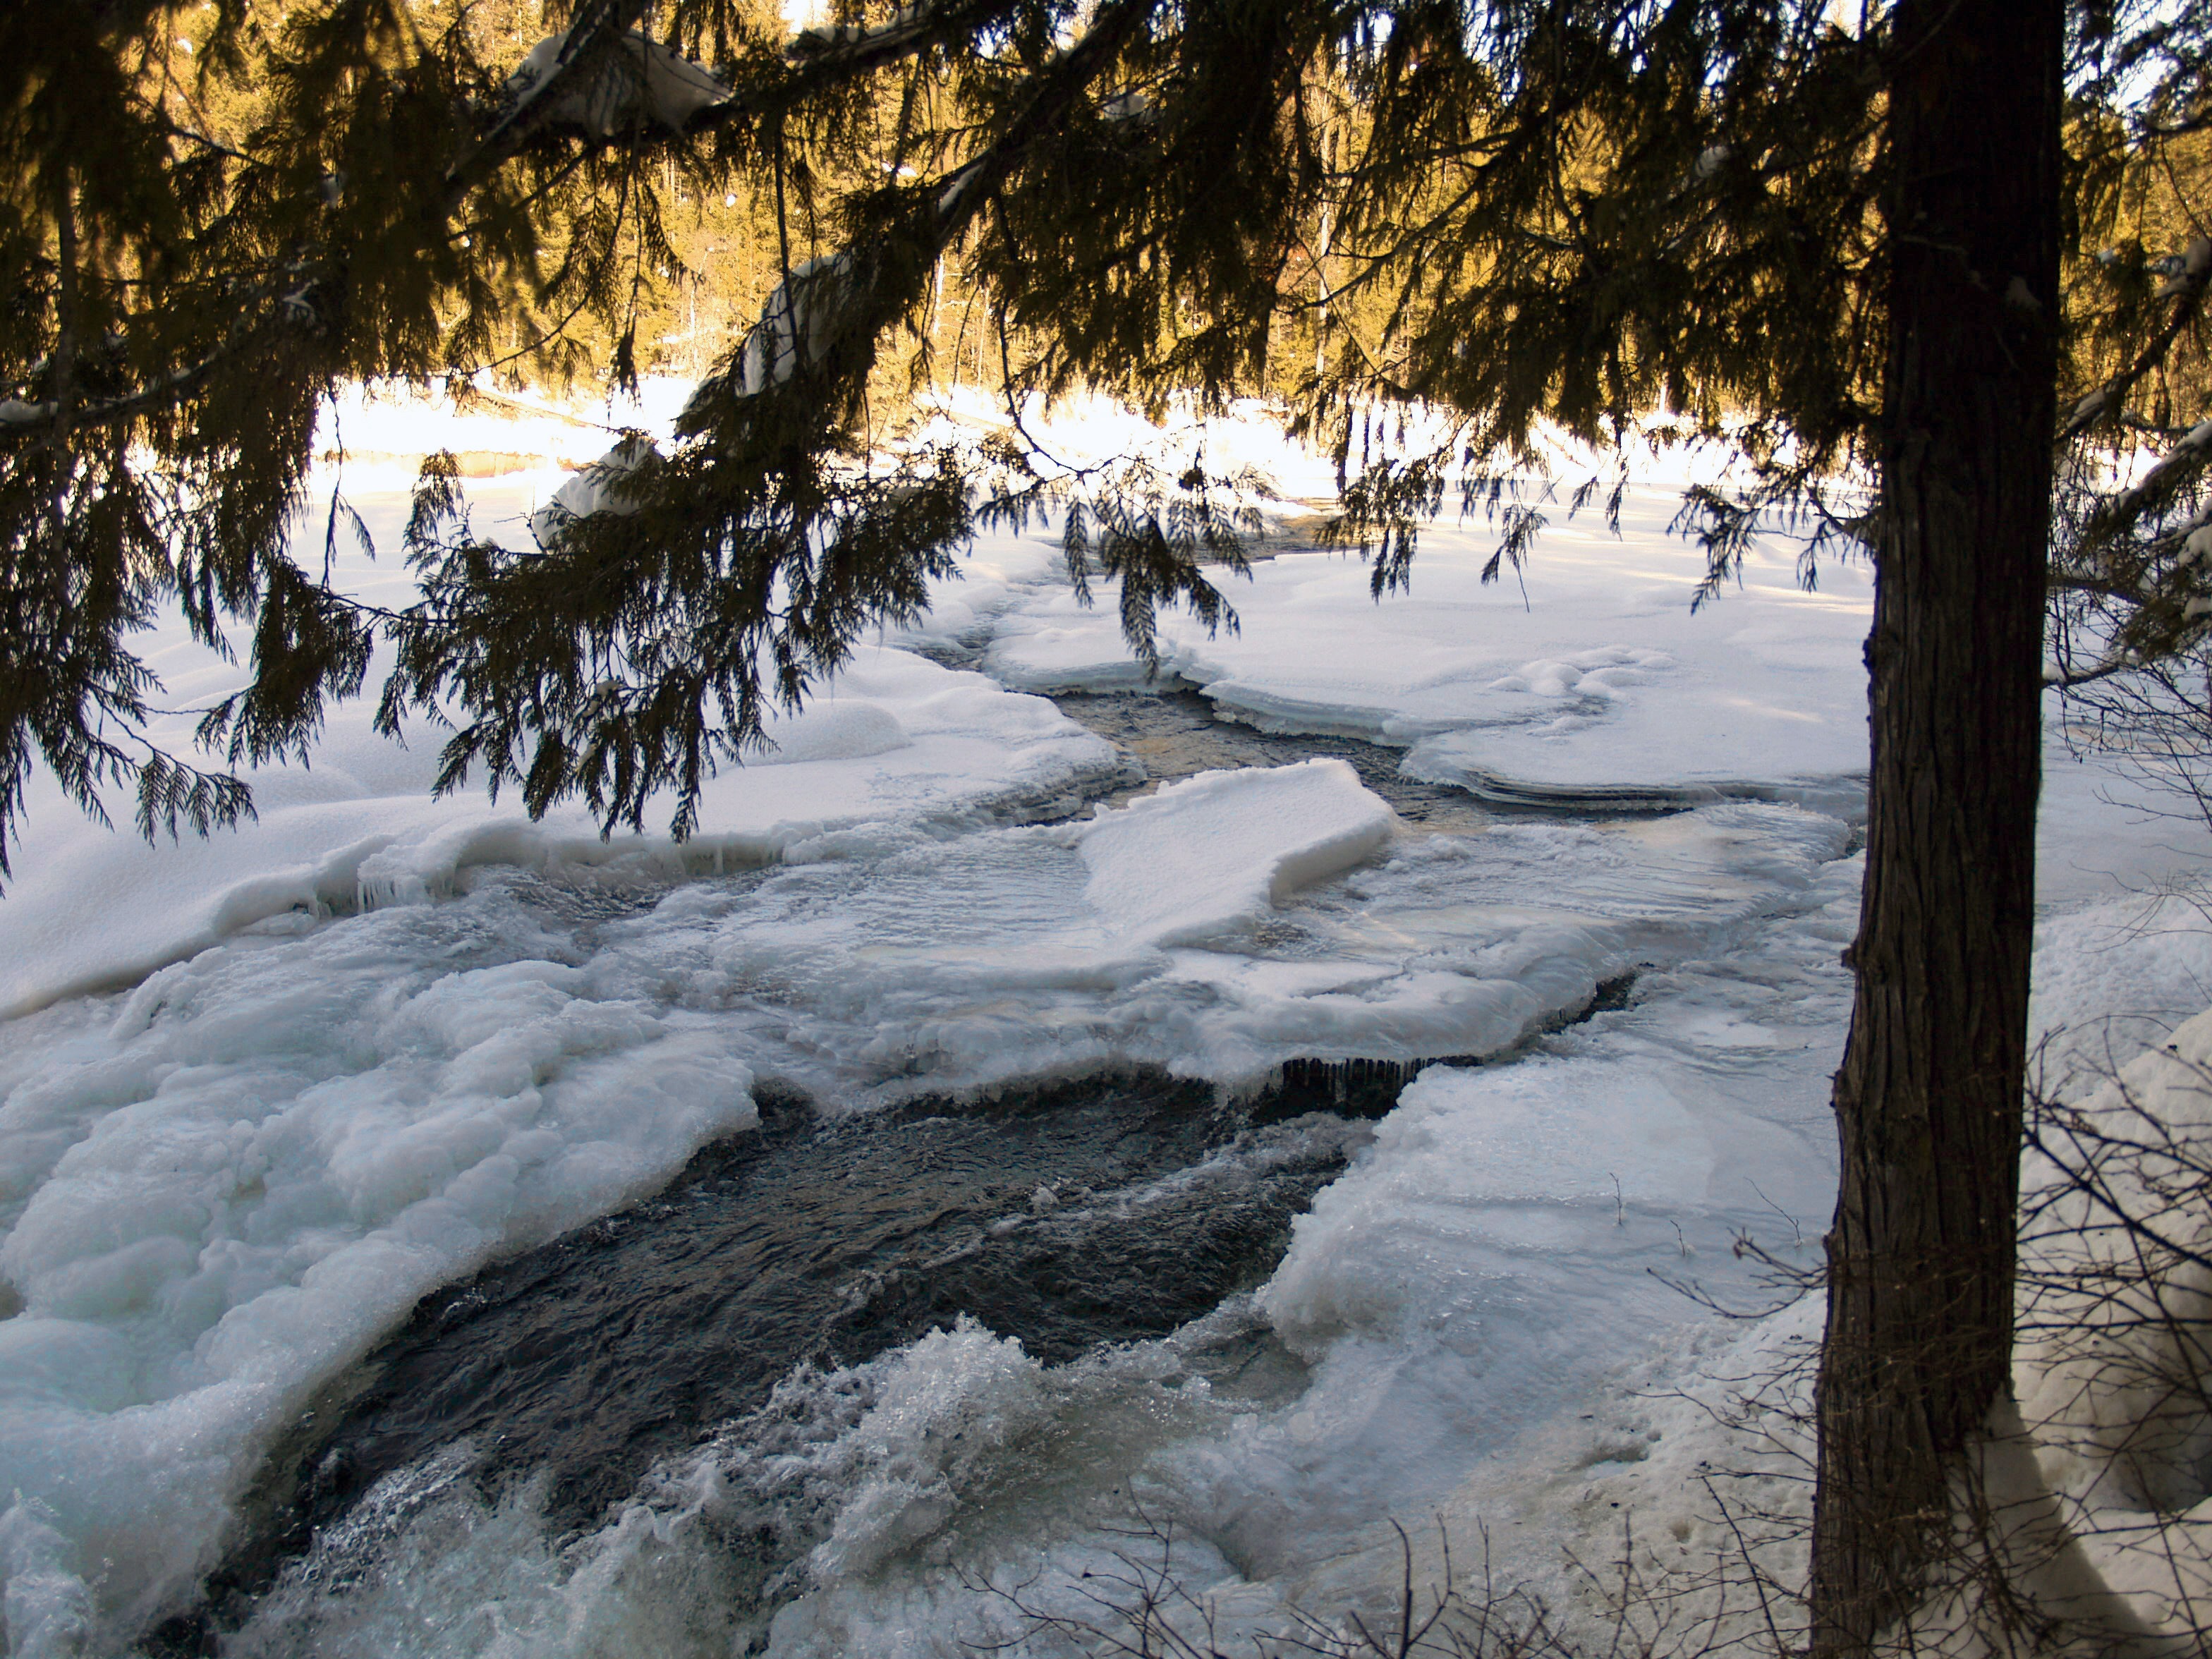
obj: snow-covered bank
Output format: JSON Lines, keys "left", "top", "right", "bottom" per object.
{"left": 1283, "top": 876, "right": 2212, "bottom": 1655}
{"left": 899, "top": 483, "right": 1877, "bottom": 812}
{"left": 0, "top": 466, "right": 1122, "bottom": 1020}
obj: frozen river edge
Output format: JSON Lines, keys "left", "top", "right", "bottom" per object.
{"left": 6, "top": 442, "right": 2212, "bottom": 1655}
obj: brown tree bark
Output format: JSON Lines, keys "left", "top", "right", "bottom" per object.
{"left": 1809, "top": 1, "right": 2064, "bottom": 1652}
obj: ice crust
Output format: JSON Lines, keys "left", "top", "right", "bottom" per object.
{"left": 0, "top": 899, "right": 760, "bottom": 1639}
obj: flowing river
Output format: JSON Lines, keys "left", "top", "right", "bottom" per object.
{"left": 130, "top": 691, "right": 1748, "bottom": 1657}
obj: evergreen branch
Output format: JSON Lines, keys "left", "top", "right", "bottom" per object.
{"left": 0, "top": 356, "right": 225, "bottom": 437}
{"left": 4, "top": 1, "right": 1037, "bottom": 446}
{"left": 443, "top": 0, "right": 1031, "bottom": 209}
{"left": 441, "top": 0, "right": 652, "bottom": 205}
{"left": 2058, "top": 236, "right": 2211, "bottom": 444}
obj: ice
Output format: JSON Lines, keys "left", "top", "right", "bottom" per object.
{"left": 0, "top": 475, "right": 1119, "bottom": 1017}
{"left": 571, "top": 791, "right": 1850, "bottom": 1104}
{"left": 0, "top": 762, "right": 1852, "bottom": 1646}
{"left": 904, "top": 485, "right": 1876, "bottom": 808}
{"left": 193, "top": 830, "right": 1864, "bottom": 1658}
{"left": 0, "top": 889, "right": 762, "bottom": 1639}
{"left": 2038, "top": 719, "right": 2212, "bottom": 911}
{"left": 11, "top": 399, "right": 2212, "bottom": 1652}
{"left": 1075, "top": 758, "right": 1395, "bottom": 947}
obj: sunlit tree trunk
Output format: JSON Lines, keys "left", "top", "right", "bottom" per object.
{"left": 1810, "top": 0, "right": 2064, "bottom": 1650}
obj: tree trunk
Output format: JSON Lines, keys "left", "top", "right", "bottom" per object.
{"left": 1809, "top": 1, "right": 2063, "bottom": 1652}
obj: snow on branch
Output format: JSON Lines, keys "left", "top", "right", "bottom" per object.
{"left": 527, "top": 435, "right": 657, "bottom": 541}
{"left": 691, "top": 0, "right": 1155, "bottom": 418}
{"left": 0, "top": 337, "right": 281, "bottom": 440}
{"left": 2086, "top": 418, "right": 2212, "bottom": 555}
{"left": 786, "top": 4, "right": 937, "bottom": 63}
{"left": 502, "top": 25, "right": 729, "bottom": 140}
{"left": 736, "top": 255, "right": 856, "bottom": 396}
{"left": 2045, "top": 422, "right": 2212, "bottom": 687}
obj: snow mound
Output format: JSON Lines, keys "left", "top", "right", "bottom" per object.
{"left": 758, "top": 699, "right": 911, "bottom": 767}
{"left": 2017, "top": 1005, "right": 2212, "bottom": 1638}
{"left": 525, "top": 435, "right": 653, "bottom": 540}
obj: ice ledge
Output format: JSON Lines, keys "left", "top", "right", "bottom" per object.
{"left": 1075, "top": 758, "right": 1397, "bottom": 950}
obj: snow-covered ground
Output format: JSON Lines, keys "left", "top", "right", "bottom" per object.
{"left": 3, "top": 392, "right": 2210, "bottom": 1657}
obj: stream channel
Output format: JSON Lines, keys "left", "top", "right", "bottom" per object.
{"left": 147, "top": 688, "right": 1653, "bottom": 1655}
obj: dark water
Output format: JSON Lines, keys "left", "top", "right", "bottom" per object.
{"left": 1051, "top": 687, "right": 1863, "bottom": 822}
{"left": 1051, "top": 688, "right": 1497, "bottom": 830}
{"left": 159, "top": 1074, "right": 1362, "bottom": 1651}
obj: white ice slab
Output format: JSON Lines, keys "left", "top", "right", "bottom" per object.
{"left": 1076, "top": 758, "right": 1395, "bottom": 947}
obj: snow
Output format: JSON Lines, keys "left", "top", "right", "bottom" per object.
{"left": 2011, "top": 1004, "right": 2212, "bottom": 1639}
{"left": 504, "top": 30, "right": 727, "bottom": 138}
{"left": 0, "top": 901, "right": 760, "bottom": 1640}
{"left": 315, "top": 377, "right": 697, "bottom": 480}
{"left": 740, "top": 255, "right": 855, "bottom": 396}
{"left": 898, "top": 480, "right": 1876, "bottom": 811}
{"left": 1074, "top": 759, "right": 1394, "bottom": 947}
{"left": 527, "top": 435, "right": 655, "bottom": 540}
{"left": 6, "top": 397, "right": 2212, "bottom": 1653}
{"left": 0, "top": 479, "right": 1120, "bottom": 1018}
